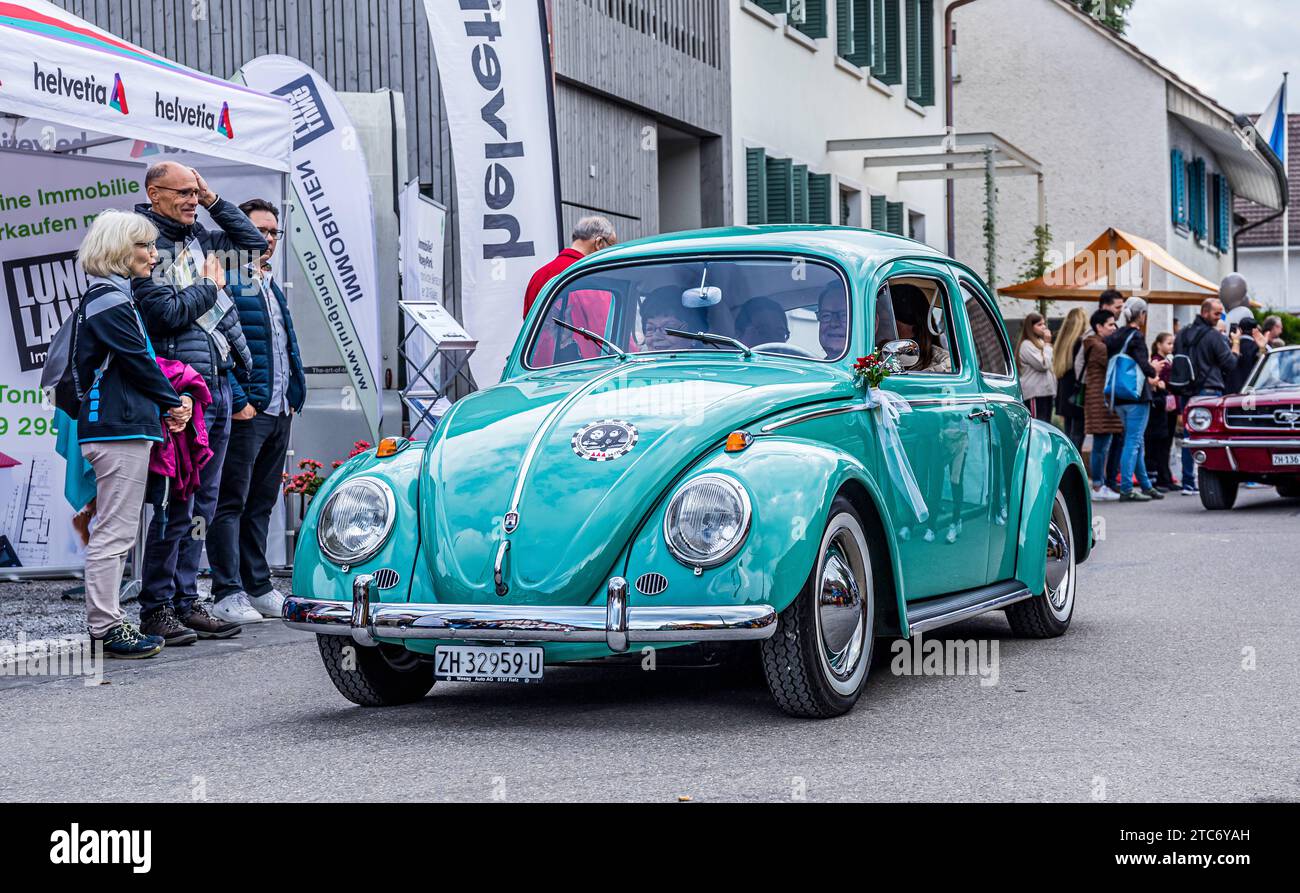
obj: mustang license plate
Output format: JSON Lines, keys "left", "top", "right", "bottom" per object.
{"left": 434, "top": 644, "right": 544, "bottom": 684}
{"left": 1272, "top": 453, "right": 1300, "bottom": 466}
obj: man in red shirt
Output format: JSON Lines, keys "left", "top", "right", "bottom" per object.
{"left": 523, "top": 215, "right": 617, "bottom": 316}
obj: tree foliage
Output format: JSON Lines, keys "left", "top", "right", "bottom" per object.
{"left": 1071, "top": 0, "right": 1134, "bottom": 34}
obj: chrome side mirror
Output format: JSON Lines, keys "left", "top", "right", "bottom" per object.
{"left": 881, "top": 338, "right": 920, "bottom": 369}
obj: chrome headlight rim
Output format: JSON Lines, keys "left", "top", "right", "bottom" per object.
{"left": 662, "top": 473, "right": 752, "bottom": 569}
{"left": 1186, "top": 406, "right": 1213, "bottom": 432}
{"left": 316, "top": 476, "right": 396, "bottom": 566}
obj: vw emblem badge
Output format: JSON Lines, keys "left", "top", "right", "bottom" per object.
{"left": 503, "top": 511, "right": 519, "bottom": 533}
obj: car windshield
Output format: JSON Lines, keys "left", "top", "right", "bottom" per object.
{"left": 523, "top": 257, "right": 850, "bottom": 369}
{"left": 1248, "top": 348, "right": 1300, "bottom": 391}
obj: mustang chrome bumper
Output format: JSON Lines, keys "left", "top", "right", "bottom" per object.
{"left": 282, "top": 575, "right": 778, "bottom": 653}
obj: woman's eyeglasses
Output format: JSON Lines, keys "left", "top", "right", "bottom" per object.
{"left": 134, "top": 241, "right": 158, "bottom": 251}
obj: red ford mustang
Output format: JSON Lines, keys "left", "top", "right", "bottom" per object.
{"left": 1184, "top": 345, "right": 1300, "bottom": 509}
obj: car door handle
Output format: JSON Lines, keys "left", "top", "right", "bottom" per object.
{"left": 967, "top": 409, "right": 994, "bottom": 421}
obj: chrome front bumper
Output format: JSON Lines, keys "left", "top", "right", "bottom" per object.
{"left": 282, "top": 575, "right": 778, "bottom": 653}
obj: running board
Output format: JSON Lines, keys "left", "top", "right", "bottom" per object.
{"left": 905, "top": 581, "right": 1033, "bottom": 636}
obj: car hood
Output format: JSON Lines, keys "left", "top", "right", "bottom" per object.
{"left": 1223, "top": 386, "right": 1300, "bottom": 407}
{"left": 420, "top": 356, "right": 852, "bottom": 604}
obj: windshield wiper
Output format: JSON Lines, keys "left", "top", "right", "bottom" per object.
{"left": 553, "top": 318, "right": 626, "bottom": 358}
{"left": 664, "top": 328, "right": 753, "bottom": 357}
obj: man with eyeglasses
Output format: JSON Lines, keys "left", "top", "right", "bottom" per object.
{"left": 206, "top": 198, "right": 306, "bottom": 623}
{"left": 132, "top": 162, "right": 266, "bottom": 646}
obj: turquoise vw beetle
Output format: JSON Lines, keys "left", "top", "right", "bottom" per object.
{"left": 285, "top": 226, "right": 1092, "bottom": 718}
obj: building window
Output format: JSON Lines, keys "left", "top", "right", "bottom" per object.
{"left": 838, "top": 0, "right": 874, "bottom": 67}
{"left": 839, "top": 186, "right": 862, "bottom": 225}
{"left": 757, "top": 1, "right": 828, "bottom": 39}
{"left": 746, "top": 146, "right": 832, "bottom": 225}
{"left": 908, "top": 209, "right": 926, "bottom": 242}
{"left": 905, "top": 0, "right": 935, "bottom": 105}
{"left": 1170, "top": 149, "right": 1187, "bottom": 229}
{"left": 873, "top": 0, "right": 903, "bottom": 85}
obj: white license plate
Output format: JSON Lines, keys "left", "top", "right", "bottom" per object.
{"left": 1272, "top": 453, "right": 1300, "bottom": 466}
{"left": 434, "top": 644, "right": 544, "bottom": 684}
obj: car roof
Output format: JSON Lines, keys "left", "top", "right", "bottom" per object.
{"left": 586, "top": 225, "right": 951, "bottom": 277}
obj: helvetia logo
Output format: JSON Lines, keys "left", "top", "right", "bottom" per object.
{"left": 109, "top": 73, "right": 128, "bottom": 114}
{"left": 217, "top": 101, "right": 234, "bottom": 139}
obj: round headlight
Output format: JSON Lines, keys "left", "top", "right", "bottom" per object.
{"left": 317, "top": 477, "right": 396, "bottom": 566}
{"left": 1186, "top": 406, "right": 1213, "bottom": 432}
{"left": 663, "top": 474, "right": 751, "bottom": 568}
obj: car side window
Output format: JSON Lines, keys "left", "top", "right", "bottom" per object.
{"left": 874, "top": 275, "right": 960, "bottom": 374}
{"left": 959, "top": 281, "right": 1012, "bottom": 377}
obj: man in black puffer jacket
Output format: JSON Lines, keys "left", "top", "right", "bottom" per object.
{"left": 133, "top": 162, "right": 265, "bottom": 645}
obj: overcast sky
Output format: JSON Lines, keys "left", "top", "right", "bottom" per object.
{"left": 1124, "top": 0, "right": 1298, "bottom": 114}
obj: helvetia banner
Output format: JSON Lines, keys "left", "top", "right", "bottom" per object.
{"left": 0, "top": 0, "right": 291, "bottom": 171}
{"left": 237, "top": 55, "right": 384, "bottom": 439}
{"left": 0, "top": 149, "right": 145, "bottom": 570}
{"left": 423, "top": 0, "right": 563, "bottom": 384}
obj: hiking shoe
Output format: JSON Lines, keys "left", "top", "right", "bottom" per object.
{"left": 94, "top": 622, "right": 164, "bottom": 660}
{"left": 249, "top": 591, "right": 286, "bottom": 619}
{"left": 1142, "top": 487, "right": 1165, "bottom": 500}
{"left": 181, "top": 602, "right": 242, "bottom": 639}
{"left": 212, "top": 592, "right": 264, "bottom": 624}
{"left": 140, "top": 606, "right": 198, "bottom": 646}
{"left": 1119, "top": 490, "right": 1152, "bottom": 502}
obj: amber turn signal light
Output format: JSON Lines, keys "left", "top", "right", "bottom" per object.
{"left": 724, "top": 430, "right": 753, "bottom": 453}
{"left": 376, "top": 437, "right": 406, "bottom": 457}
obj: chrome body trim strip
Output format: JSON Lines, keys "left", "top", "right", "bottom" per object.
{"left": 759, "top": 402, "right": 866, "bottom": 433}
{"left": 905, "top": 586, "right": 1033, "bottom": 635}
{"left": 1184, "top": 438, "right": 1300, "bottom": 449}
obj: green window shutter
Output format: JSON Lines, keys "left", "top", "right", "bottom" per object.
{"left": 1170, "top": 149, "right": 1185, "bottom": 227}
{"left": 905, "top": 0, "right": 920, "bottom": 100}
{"left": 808, "top": 173, "right": 832, "bottom": 224}
{"left": 848, "top": 0, "right": 872, "bottom": 66}
{"left": 886, "top": 201, "right": 905, "bottom": 235}
{"left": 1216, "top": 174, "right": 1232, "bottom": 252}
{"left": 872, "top": 0, "right": 887, "bottom": 72}
{"left": 746, "top": 147, "right": 768, "bottom": 225}
{"left": 879, "top": 0, "right": 903, "bottom": 85}
{"left": 870, "top": 194, "right": 888, "bottom": 230}
{"left": 837, "top": 0, "right": 853, "bottom": 57}
{"left": 918, "top": 0, "right": 934, "bottom": 105}
{"left": 766, "top": 157, "right": 794, "bottom": 224}
{"left": 1191, "top": 158, "right": 1206, "bottom": 239}
{"left": 755, "top": 0, "right": 788, "bottom": 14}
{"left": 794, "top": 1, "right": 828, "bottom": 39}
{"left": 792, "top": 164, "right": 810, "bottom": 224}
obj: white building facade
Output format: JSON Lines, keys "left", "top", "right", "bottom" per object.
{"left": 950, "top": 0, "right": 1285, "bottom": 332}
{"left": 731, "top": 0, "right": 950, "bottom": 248}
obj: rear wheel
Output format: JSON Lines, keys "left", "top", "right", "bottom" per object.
{"left": 317, "top": 635, "right": 436, "bottom": 707}
{"left": 1198, "top": 468, "right": 1239, "bottom": 510}
{"left": 761, "top": 497, "right": 875, "bottom": 718}
{"left": 1006, "top": 489, "right": 1076, "bottom": 638}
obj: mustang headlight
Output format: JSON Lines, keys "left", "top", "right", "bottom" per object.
{"left": 317, "top": 477, "right": 396, "bottom": 566}
{"left": 1186, "top": 406, "right": 1213, "bottom": 432}
{"left": 663, "top": 474, "right": 751, "bottom": 568}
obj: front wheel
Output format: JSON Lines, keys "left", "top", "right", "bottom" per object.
{"left": 761, "top": 497, "right": 876, "bottom": 718}
{"left": 317, "top": 635, "right": 436, "bottom": 706}
{"left": 1006, "top": 489, "right": 1076, "bottom": 638}
{"left": 1274, "top": 479, "right": 1300, "bottom": 499}
{"left": 1198, "top": 468, "right": 1239, "bottom": 510}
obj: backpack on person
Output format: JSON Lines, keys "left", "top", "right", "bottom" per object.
{"left": 1167, "top": 325, "right": 1209, "bottom": 397}
{"left": 39, "top": 282, "right": 115, "bottom": 418}
{"left": 1103, "top": 329, "right": 1142, "bottom": 408}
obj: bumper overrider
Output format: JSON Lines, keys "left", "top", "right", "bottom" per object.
{"left": 282, "top": 575, "right": 779, "bottom": 653}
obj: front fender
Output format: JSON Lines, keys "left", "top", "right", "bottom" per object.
{"left": 620, "top": 436, "right": 906, "bottom": 627}
{"left": 1014, "top": 420, "right": 1091, "bottom": 592}
{"left": 291, "top": 444, "right": 425, "bottom": 606}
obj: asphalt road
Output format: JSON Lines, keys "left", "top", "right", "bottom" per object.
{"left": 2, "top": 488, "right": 1297, "bottom": 803}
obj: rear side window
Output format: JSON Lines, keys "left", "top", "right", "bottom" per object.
{"left": 959, "top": 281, "right": 1012, "bottom": 377}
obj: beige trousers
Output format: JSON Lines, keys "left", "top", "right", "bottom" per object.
{"left": 81, "top": 439, "right": 152, "bottom": 636}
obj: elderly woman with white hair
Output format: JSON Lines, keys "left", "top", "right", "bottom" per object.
{"left": 1103, "top": 296, "right": 1167, "bottom": 502}
{"left": 73, "top": 209, "right": 189, "bottom": 658}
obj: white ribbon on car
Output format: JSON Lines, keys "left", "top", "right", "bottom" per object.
{"left": 865, "top": 387, "right": 929, "bottom": 524}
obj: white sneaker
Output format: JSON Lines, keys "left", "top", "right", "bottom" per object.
{"left": 248, "top": 591, "right": 286, "bottom": 619}
{"left": 212, "top": 592, "right": 264, "bottom": 624}
{"left": 1091, "top": 486, "right": 1120, "bottom": 502}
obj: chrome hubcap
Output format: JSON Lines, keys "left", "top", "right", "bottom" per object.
{"left": 1044, "top": 500, "right": 1073, "bottom": 613}
{"left": 817, "top": 527, "right": 867, "bottom": 685}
